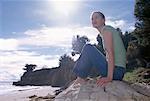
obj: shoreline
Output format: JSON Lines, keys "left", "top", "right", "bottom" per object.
{"left": 0, "top": 86, "right": 60, "bottom": 101}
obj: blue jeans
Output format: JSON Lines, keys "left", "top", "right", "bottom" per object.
{"left": 72, "top": 44, "right": 126, "bottom": 80}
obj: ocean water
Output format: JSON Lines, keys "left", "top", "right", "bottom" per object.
{"left": 0, "top": 81, "right": 59, "bottom": 95}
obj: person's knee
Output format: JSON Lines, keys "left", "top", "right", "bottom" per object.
{"left": 83, "top": 43, "right": 93, "bottom": 50}
{"left": 81, "top": 44, "right": 93, "bottom": 55}
{"left": 85, "top": 43, "right": 93, "bottom": 47}
{"left": 72, "top": 67, "right": 88, "bottom": 79}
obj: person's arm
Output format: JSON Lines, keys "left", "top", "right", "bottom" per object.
{"left": 103, "top": 30, "right": 115, "bottom": 80}
{"left": 96, "top": 30, "right": 115, "bottom": 86}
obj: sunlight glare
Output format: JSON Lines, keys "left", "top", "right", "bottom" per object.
{"left": 50, "top": 0, "right": 79, "bottom": 16}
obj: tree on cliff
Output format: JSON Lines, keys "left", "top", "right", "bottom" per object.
{"left": 59, "top": 54, "right": 75, "bottom": 68}
{"left": 23, "top": 64, "right": 37, "bottom": 72}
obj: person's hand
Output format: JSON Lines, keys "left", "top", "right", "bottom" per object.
{"left": 96, "top": 77, "right": 112, "bottom": 87}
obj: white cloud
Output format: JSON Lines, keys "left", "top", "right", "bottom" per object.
{"left": 0, "top": 50, "right": 60, "bottom": 81}
{"left": 0, "top": 71, "right": 18, "bottom": 81}
{"left": 106, "top": 20, "right": 126, "bottom": 29}
{"left": 0, "top": 39, "right": 19, "bottom": 51}
{"left": 0, "top": 50, "right": 60, "bottom": 69}
{"left": 128, "top": 25, "right": 135, "bottom": 31}
{"left": 19, "top": 26, "right": 98, "bottom": 47}
{"left": 106, "top": 18, "right": 135, "bottom": 32}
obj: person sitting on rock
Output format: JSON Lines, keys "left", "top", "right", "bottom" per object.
{"left": 72, "top": 11, "right": 126, "bottom": 87}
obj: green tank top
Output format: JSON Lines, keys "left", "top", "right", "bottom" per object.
{"left": 100, "top": 25, "right": 126, "bottom": 68}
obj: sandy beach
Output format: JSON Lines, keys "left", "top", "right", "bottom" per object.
{"left": 0, "top": 86, "right": 59, "bottom": 101}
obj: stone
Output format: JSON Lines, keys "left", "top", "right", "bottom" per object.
{"left": 54, "top": 80, "right": 150, "bottom": 101}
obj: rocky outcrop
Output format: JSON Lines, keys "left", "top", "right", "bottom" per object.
{"left": 54, "top": 80, "right": 150, "bottom": 101}
{"left": 13, "top": 54, "right": 77, "bottom": 87}
{"left": 13, "top": 67, "right": 76, "bottom": 87}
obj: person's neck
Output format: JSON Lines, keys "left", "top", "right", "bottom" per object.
{"left": 97, "top": 24, "right": 105, "bottom": 34}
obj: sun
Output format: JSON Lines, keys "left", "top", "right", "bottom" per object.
{"left": 50, "top": 0, "right": 79, "bottom": 16}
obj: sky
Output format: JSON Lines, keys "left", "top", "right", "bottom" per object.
{"left": 0, "top": 0, "right": 135, "bottom": 81}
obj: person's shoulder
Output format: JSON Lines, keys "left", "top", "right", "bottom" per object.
{"left": 104, "top": 25, "right": 122, "bottom": 38}
{"left": 103, "top": 25, "right": 115, "bottom": 31}
{"left": 103, "top": 25, "right": 116, "bottom": 34}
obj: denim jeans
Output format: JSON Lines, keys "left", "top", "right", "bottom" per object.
{"left": 72, "top": 44, "right": 126, "bottom": 80}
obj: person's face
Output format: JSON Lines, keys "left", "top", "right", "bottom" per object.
{"left": 91, "top": 13, "right": 105, "bottom": 28}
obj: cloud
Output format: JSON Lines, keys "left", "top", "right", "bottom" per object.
{"left": 0, "top": 50, "right": 60, "bottom": 81}
{"left": 0, "top": 39, "right": 19, "bottom": 51}
{"left": 19, "top": 25, "right": 98, "bottom": 47}
{"left": 0, "top": 71, "right": 18, "bottom": 81}
{"left": 128, "top": 25, "right": 135, "bottom": 31}
{"left": 106, "top": 17, "right": 135, "bottom": 32}
{"left": 106, "top": 20, "right": 126, "bottom": 29}
{"left": 0, "top": 50, "right": 60, "bottom": 69}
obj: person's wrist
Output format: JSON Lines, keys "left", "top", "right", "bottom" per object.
{"left": 107, "top": 76, "right": 113, "bottom": 81}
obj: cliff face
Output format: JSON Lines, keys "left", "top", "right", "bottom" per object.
{"left": 13, "top": 66, "right": 77, "bottom": 87}
{"left": 13, "top": 54, "right": 77, "bottom": 87}
{"left": 54, "top": 80, "right": 150, "bottom": 101}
